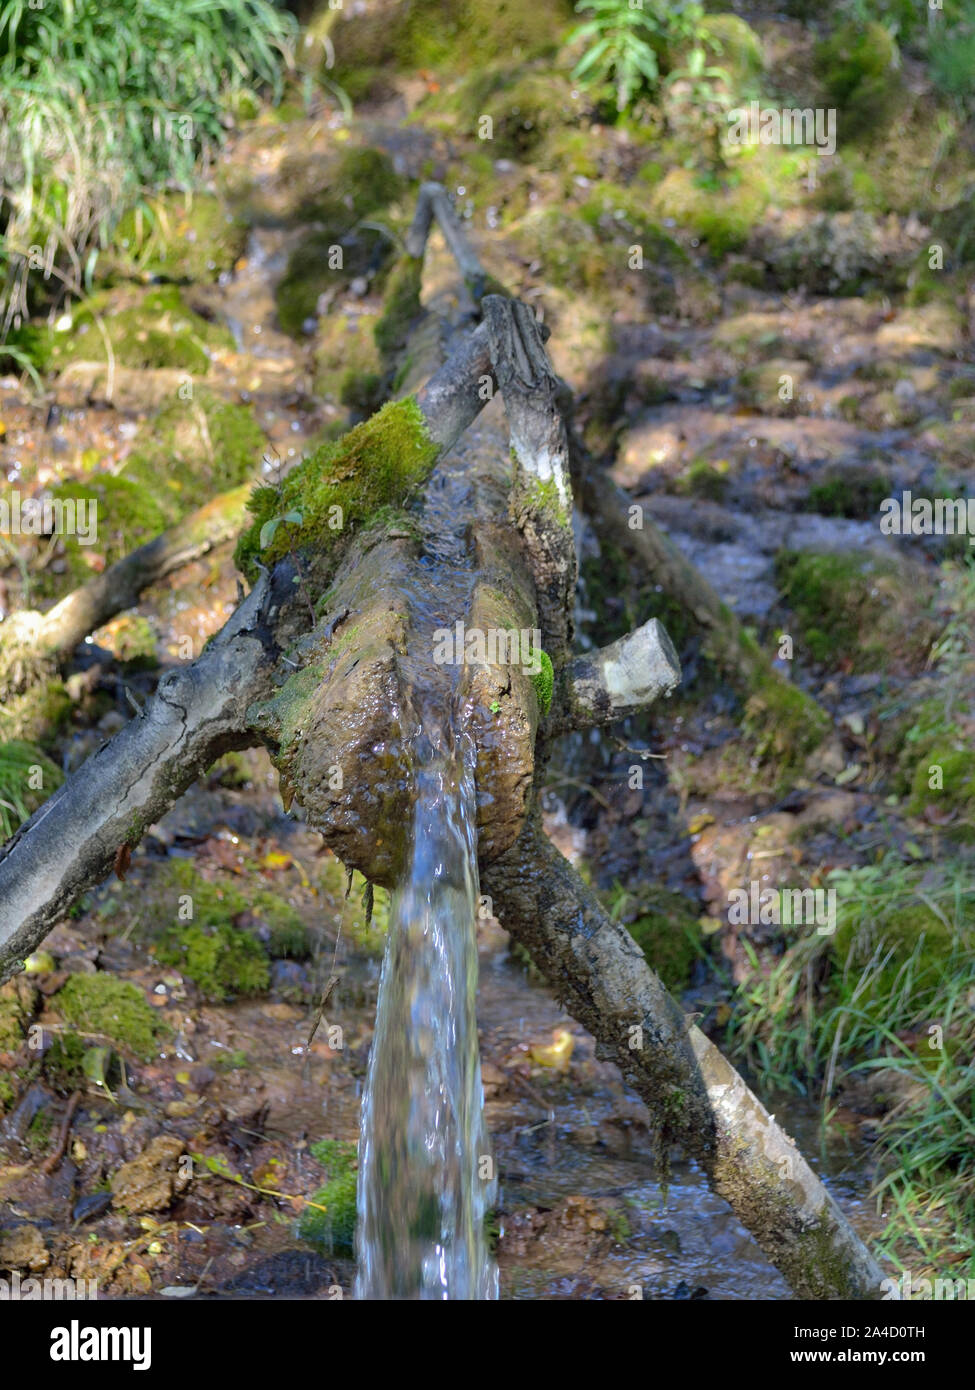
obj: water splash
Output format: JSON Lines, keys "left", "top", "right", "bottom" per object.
{"left": 355, "top": 725, "right": 498, "bottom": 1300}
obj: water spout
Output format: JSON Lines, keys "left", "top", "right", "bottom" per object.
{"left": 355, "top": 728, "right": 498, "bottom": 1299}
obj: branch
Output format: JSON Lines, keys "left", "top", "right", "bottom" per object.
{"left": 546, "top": 617, "right": 682, "bottom": 736}
{"left": 0, "top": 563, "right": 301, "bottom": 984}
{"left": 18, "top": 483, "right": 251, "bottom": 664}
{"left": 482, "top": 815, "right": 887, "bottom": 1300}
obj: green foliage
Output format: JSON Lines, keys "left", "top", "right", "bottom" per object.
{"left": 726, "top": 854, "right": 975, "bottom": 1274}
{"left": 776, "top": 549, "right": 936, "bottom": 672}
{"left": 54, "top": 973, "right": 162, "bottom": 1060}
{"left": 155, "top": 921, "right": 270, "bottom": 1002}
{"left": 299, "top": 1139, "right": 358, "bottom": 1255}
{"left": 0, "top": 0, "right": 297, "bottom": 330}
{"left": 605, "top": 881, "right": 705, "bottom": 991}
{"left": 929, "top": 4, "right": 975, "bottom": 108}
{"left": 569, "top": 0, "right": 661, "bottom": 113}
{"left": 813, "top": 20, "right": 902, "bottom": 139}
{"left": 0, "top": 739, "right": 62, "bottom": 840}
{"left": 532, "top": 650, "right": 555, "bottom": 717}
{"left": 567, "top": 0, "right": 719, "bottom": 113}
{"left": 235, "top": 396, "right": 439, "bottom": 581}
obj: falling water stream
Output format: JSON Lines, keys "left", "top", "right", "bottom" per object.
{"left": 354, "top": 439, "right": 499, "bottom": 1299}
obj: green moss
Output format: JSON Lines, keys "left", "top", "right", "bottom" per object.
{"left": 54, "top": 974, "right": 161, "bottom": 1060}
{"left": 330, "top": 0, "right": 568, "bottom": 87}
{"left": 531, "top": 650, "right": 554, "bottom": 717}
{"left": 42, "top": 390, "right": 263, "bottom": 589}
{"left": 234, "top": 395, "right": 439, "bottom": 582}
{"left": 813, "top": 21, "right": 903, "bottom": 140}
{"left": 48, "top": 476, "right": 170, "bottom": 571}
{"left": 120, "top": 389, "right": 266, "bottom": 524}
{"left": 776, "top": 550, "right": 937, "bottom": 673}
{"left": 0, "top": 979, "right": 33, "bottom": 1051}
{"left": 373, "top": 255, "right": 423, "bottom": 358}
{"left": 807, "top": 466, "right": 891, "bottom": 519}
{"left": 40, "top": 285, "right": 232, "bottom": 374}
{"left": 43, "top": 1032, "right": 88, "bottom": 1093}
{"left": 742, "top": 668, "right": 831, "bottom": 767}
{"left": 831, "top": 903, "right": 956, "bottom": 997}
{"left": 276, "top": 225, "right": 395, "bottom": 338}
{"left": 908, "top": 748, "right": 975, "bottom": 840}
{"left": 154, "top": 921, "right": 270, "bottom": 1001}
{"left": 129, "top": 858, "right": 310, "bottom": 992}
{"left": 108, "top": 193, "right": 248, "bottom": 284}
{"left": 675, "top": 458, "right": 731, "bottom": 502}
{"left": 298, "top": 1138, "right": 358, "bottom": 1255}
{"left": 607, "top": 884, "right": 705, "bottom": 992}
{"left": 0, "top": 1074, "right": 15, "bottom": 1112}
{"left": 650, "top": 164, "right": 769, "bottom": 257}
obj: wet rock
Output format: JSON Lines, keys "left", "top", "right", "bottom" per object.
{"left": 72, "top": 1191, "right": 113, "bottom": 1224}
{"left": 111, "top": 1134, "right": 189, "bottom": 1215}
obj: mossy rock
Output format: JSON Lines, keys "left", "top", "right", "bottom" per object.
{"left": 154, "top": 921, "right": 270, "bottom": 1001}
{"left": 37, "top": 286, "right": 233, "bottom": 376}
{"left": 328, "top": 0, "right": 571, "bottom": 94}
{"left": 428, "top": 66, "right": 579, "bottom": 157}
{"left": 234, "top": 395, "right": 439, "bottom": 584}
{"left": 907, "top": 747, "right": 975, "bottom": 841}
{"left": 609, "top": 885, "right": 705, "bottom": 993}
{"left": 54, "top": 974, "right": 162, "bottom": 1060}
{"left": 738, "top": 358, "right": 811, "bottom": 417}
{"left": 276, "top": 223, "right": 396, "bottom": 338}
{"left": 282, "top": 144, "right": 403, "bottom": 231}
{"left": 813, "top": 21, "right": 903, "bottom": 140}
{"left": 650, "top": 165, "right": 768, "bottom": 257}
{"left": 806, "top": 465, "right": 891, "bottom": 520}
{"left": 107, "top": 194, "right": 248, "bottom": 285}
{"left": 129, "top": 858, "right": 311, "bottom": 999}
{"left": 298, "top": 1137, "right": 358, "bottom": 1256}
{"left": 775, "top": 549, "right": 937, "bottom": 673}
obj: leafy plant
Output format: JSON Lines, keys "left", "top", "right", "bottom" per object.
{"left": 568, "top": 0, "right": 662, "bottom": 113}
{"left": 0, "top": 0, "right": 298, "bottom": 344}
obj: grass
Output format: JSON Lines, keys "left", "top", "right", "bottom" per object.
{"left": 0, "top": 0, "right": 296, "bottom": 343}
{"left": 726, "top": 851, "right": 975, "bottom": 1279}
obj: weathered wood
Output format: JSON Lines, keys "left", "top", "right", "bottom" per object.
{"left": 483, "top": 812, "right": 887, "bottom": 1301}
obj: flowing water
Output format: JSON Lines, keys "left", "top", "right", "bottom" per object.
{"left": 354, "top": 437, "right": 499, "bottom": 1299}
{"left": 354, "top": 727, "right": 497, "bottom": 1299}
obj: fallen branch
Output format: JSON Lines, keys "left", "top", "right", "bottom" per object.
{"left": 482, "top": 812, "right": 887, "bottom": 1300}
